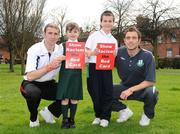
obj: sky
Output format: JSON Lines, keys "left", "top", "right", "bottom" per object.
{"left": 44, "top": 0, "right": 105, "bottom": 27}
{"left": 44, "top": 0, "right": 180, "bottom": 28}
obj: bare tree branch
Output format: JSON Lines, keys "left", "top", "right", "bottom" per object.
{"left": 45, "top": 6, "right": 69, "bottom": 42}
{"left": 104, "top": 0, "right": 135, "bottom": 45}
{"left": 136, "top": 0, "right": 180, "bottom": 68}
{"left": 0, "top": 0, "right": 46, "bottom": 73}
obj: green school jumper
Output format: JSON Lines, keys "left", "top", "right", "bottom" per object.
{"left": 56, "top": 42, "right": 83, "bottom": 100}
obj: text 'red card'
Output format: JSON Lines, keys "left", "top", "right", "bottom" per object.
{"left": 65, "top": 42, "right": 85, "bottom": 69}
{"left": 96, "top": 43, "right": 115, "bottom": 70}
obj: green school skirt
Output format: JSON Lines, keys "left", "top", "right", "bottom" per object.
{"left": 56, "top": 62, "right": 83, "bottom": 100}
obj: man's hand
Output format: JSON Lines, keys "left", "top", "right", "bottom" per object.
{"left": 120, "top": 88, "right": 133, "bottom": 100}
{"left": 26, "top": 55, "right": 66, "bottom": 81}
{"left": 45, "top": 55, "right": 66, "bottom": 72}
{"left": 119, "top": 81, "right": 155, "bottom": 100}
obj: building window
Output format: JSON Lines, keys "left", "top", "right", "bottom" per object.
{"left": 144, "top": 41, "right": 149, "bottom": 45}
{"left": 171, "top": 32, "right": 176, "bottom": 43}
{"left": 166, "top": 48, "right": 173, "bottom": 57}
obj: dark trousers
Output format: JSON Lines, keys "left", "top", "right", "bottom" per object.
{"left": 112, "top": 84, "right": 158, "bottom": 119}
{"left": 20, "top": 80, "right": 61, "bottom": 121}
{"left": 87, "top": 63, "right": 113, "bottom": 121}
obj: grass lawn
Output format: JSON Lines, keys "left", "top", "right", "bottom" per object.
{"left": 0, "top": 64, "right": 180, "bottom": 134}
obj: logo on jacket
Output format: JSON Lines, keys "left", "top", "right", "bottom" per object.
{"left": 120, "top": 57, "right": 125, "bottom": 60}
{"left": 137, "top": 60, "right": 144, "bottom": 67}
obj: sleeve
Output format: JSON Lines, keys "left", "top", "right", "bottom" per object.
{"left": 115, "top": 39, "right": 118, "bottom": 49}
{"left": 59, "top": 43, "right": 64, "bottom": 55}
{"left": 115, "top": 39, "right": 118, "bottom": 55}
{"left": 25, "top": 47, "right": 39, "bottom": 73}
{"left": 85, "top": 34, "right": 94, "bottom": 50}
{"left": 144, "top": 53, "right": 156, "bottom": 82}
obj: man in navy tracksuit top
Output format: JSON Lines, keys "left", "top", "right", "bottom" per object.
{"left": 112, "top": 27, "right": 159, "bottom": 126}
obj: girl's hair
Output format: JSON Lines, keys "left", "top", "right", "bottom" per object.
{"left": 66, "top": 22, "right": 80, "bottom": 32}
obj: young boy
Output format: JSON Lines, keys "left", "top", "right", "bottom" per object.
{"left": 85, "top": 10, "right": 118, "bottom": 127}
{"left": 56, "top": 22, "right": 83, "bottom": 129}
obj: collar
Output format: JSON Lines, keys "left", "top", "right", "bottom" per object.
{"left": 125, "top": 47, "right": 142, "bottom": 58}
{"left": 41, "top": 40, "right": 58, "bottom": 54}
{"left": 100, "top": 29, "right": 112, "bottom": 37}
{"left": 67, "top": 39, "right": 78, "bottom": 42}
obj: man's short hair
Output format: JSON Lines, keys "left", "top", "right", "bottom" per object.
{"left": 44, "top": 23, "right": 60, "bottom": 33}
{"left": 124, "top": 26, "right": 142, "bottom": 40}
{"left": 100, "top": 10, "right": 115, "bottom": 22}
{"left": 66, "top": 22, "right": 80, "bottom": 32}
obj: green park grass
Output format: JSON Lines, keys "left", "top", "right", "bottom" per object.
{"left": 0, "top": 64, "right": 180, "bottom": 134}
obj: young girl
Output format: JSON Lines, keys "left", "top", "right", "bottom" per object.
{"left": 56, "top": 22, "right": 83, "bottom": 129}
{"left": 85, "top": 10, "right": 118, "bottom": 127}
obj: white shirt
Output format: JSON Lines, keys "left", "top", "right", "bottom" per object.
{"left": 85, "top": 29, "right": 118, "bottom": 63}
{"left": 67, "top": 39, "right": 78, "bottom": 42}
{"left": 24, "top": 41, "right": 64, "bottom": 82}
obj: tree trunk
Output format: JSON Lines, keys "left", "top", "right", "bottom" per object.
{"left": 60, "top": 36, "right": 65, "bottom": 43}
{"left": 20, "top": 56, "right": 25, "bottom": 75}
{"left": 117, "top": 32, "right": 124, "bottom": 47}
{"left": 152, "top": 39, "right": 159, "bottom": 69}
{"left": 117, "top": 37, "right": 121, "bottom": 47}
{"left": 8, "top": 44, "right": 14, "bottom": 72}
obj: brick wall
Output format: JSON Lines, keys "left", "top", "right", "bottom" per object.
{"left": 0, "top": 48, "right": 10, "bottom": 61}
{"left": 140, "top": 42, "right": 180, "bottom": 58}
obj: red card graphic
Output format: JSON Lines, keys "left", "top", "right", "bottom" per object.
{"left": 65, "top": 42, "right": 85, "bottom": 69}
{"left": 96, "top": 43, "right": 115, "bottom": 70}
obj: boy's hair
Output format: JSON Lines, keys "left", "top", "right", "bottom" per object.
{"left": 100, "top": 10, "right": 115, "bottom": 22}
{"left": 44, "top": 23, "right": 60, "bottom": 33}
{"left": 124, "top": 26, "right": 142, "bottom": 40}
{"left": 66, "top": 22, "right": 80, "bottom": 32}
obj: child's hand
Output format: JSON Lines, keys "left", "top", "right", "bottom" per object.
{"left": 85, "top": 47, "right": 100, "bottom": 58}
{"left": 93, "top": 48, "right": 99, "bottom": 56}
{"left": 45, "top": 55, "right": 66, "bottom": 72}
{"left": 56, "top": 55, "right": 66, "bottom": 61}
{"left": 85, "top": 50, "right": 91, "bottom": 58}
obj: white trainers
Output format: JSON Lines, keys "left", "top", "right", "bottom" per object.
{"left": 40, "top": 107, "right": 56, "bottom": 124}
{"left": 100, "top": 119, "right": 109, "bottom": 127}
{"left": 116, "top": 107, "right": 133, "bottom": 123}
{"left": 92, "top": 118, "right": 101, "bottom": 125}
{"left": 29, "top": 118, "right": 40, "bottom": 128}
{"left": 139, "top": 113, "right": 150, "bottom": 126}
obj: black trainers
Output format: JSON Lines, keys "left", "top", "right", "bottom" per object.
{"left": 69, "top": 118, "right": 75, "bottom": 128}
{"left": 61, "top": 118, "right": 69, "bottom": 129}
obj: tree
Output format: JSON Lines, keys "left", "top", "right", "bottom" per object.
{"left": 104, "top": 0, "right": 135, "bottom": 45}
{"left": 46, "top": 7, "right": 69, "bottom": 43}
{"left": 0, "top": 0, "right": 46, "bottom": 74}
{"left": 82, "top": 18, "right": 98, "bottom": 33}
{"left": 136, "top": 0, "right": 179, "bottom": 68}
{"left": 15, "top": 0, "right": 46, "bottom": 75}
{"left": 77, "top": 18, "right": 98, "bottom": 42}
{"left": 0, "top": 0, "right": 22, "bottom": 72}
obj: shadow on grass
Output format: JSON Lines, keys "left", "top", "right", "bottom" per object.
{"left": 80, "top": 106, "right": 94, "bottom": 114}
{"left": 169, "top": 87, "right": 180, "bottom": 91}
